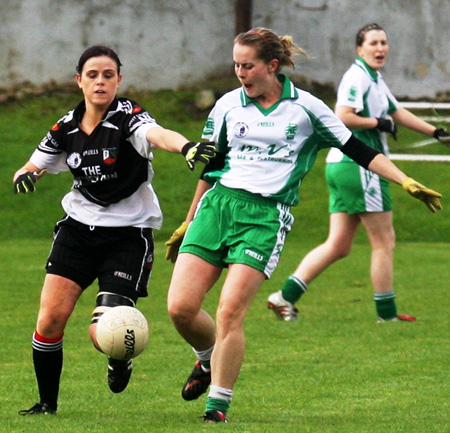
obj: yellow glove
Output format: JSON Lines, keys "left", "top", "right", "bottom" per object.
{"left": 181, "top": 142, "right": 216, "bottom": 171}
{"left": 402, "top": 177, "right": 442, "bottom": 213}
{"left": 165, "top": 222, "right": 189, "bottom": 263}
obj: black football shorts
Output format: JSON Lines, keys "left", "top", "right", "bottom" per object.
{"left": 46, "top": 216, "right": 154, "bottom": 300}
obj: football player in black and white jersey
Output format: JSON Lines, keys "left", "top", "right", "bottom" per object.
{"left": 14, "top": 45, "right": 215, "bottom": 415}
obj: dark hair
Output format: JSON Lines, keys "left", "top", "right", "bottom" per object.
{"left": 355, "top": 23, "right": 385, "bottom": 47}
{"left": 234, "top": 27, "right": 309, "bottom": 71}
{"left": 76, "top": 45, "right": 122, "bottom": 74}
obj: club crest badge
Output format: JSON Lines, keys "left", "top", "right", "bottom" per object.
{"left": 285, "top": 123, "right": 298, "bottom": 140}
{"left": 234, "top": 122, "right": 249, "bottom": 138}
{"left": 348, "top": 86, "right": 358, "bottom": 102}
{"left": 103, "top": 148, "right": 116, "bottom": 165}
{"left": 67, "top": 152, "right": 82, "bottom": 169}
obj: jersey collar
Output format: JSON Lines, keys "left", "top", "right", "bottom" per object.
{"left": 73, "top": 98, "right": 120, "bottom": 123}
{"left": 355, "top": 57, "right": 380, "bottom": 83}
{"left": 239, "top": 74, "right": 299, "bottom": 106}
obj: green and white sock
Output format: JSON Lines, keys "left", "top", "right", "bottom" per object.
{"left": 206, "top": 385, "right": 233, "bottom": 414}
{"left": 374, "top": 291, "right": 397, "bottom": 320}
{"left": 193, "top": 345, "right": 214, "bottom": 372}
{"left": 281, "top": 275, "right": 307, "bottom": 304}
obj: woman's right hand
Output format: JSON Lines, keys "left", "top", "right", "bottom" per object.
{"left": 13, "top": 169, "right": 46, "bottom": 194}
{"left": 165, "top": 222, "right": 189, "bottom": 263}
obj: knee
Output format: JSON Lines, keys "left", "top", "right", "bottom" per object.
{"left": 374, "top": 237, "right": 396, "bottom": 254}
{"left": 167, "top": 298, "right": 197, "bottom": 327}
{"left": 36, "top": 312, "right": 66, "bottom": 338}
{"left": 373, "top": 230, "right": 396, "bottom": 252}
{"left": 386, "top": 236, "right": 396, "bottom": 252}
{"left": 334, "top": 247, "right": 351, "bottom": 260}
{"left": 388, "top": 230, "right": 396, "bottom": 249}
{"left": 327, "top": 240, "right": 352, "bottom": 260}
{"left": 215, "top": 304, "right": 245, "bottom": 334}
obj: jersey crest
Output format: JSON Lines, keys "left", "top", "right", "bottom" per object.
{"left": 67, "top": 152, "right": 82, "bottom": 169}
{"left": 103, "top": 148, "right": 116, "bottom": 165}
{"left": 233, "top": 122, "right": 249, "bottom": 138}
{"left": 285, "top": 123, "right": 298, "bottom": 140}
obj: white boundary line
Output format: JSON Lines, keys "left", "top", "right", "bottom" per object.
{"left": 399, "top": 102, "right": 450, "bottom": 110}
{"left": 397, "top": 102, "right": 450, "bottom": 150}
{"left": 409, "top": 138, "right": 438, "bottom": 148}
{"left": 390, "top": 154, "right": 450, "bottom": 162}
{"left": 417, "top": 116, "right": 450, "bottom": 123}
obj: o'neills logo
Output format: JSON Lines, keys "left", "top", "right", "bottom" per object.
{"left": 245, "top": 249, "right": 263, "bottom": 261}
{"left": 124, "top": 329, "right": 135, "bottom": 359}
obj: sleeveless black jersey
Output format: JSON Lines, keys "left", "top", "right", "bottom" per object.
{"left": 37, "top": 98, "right": 156, "bottom": 207}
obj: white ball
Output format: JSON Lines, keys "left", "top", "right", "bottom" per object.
{"left": 96, "top": 306, "right": 149, "bottom": 360}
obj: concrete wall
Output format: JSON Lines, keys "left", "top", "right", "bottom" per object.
{"left": 0, "top": 0, "right": 449, "bottom": 98}
{"left": 0, "top": 0, "right": 235, "bottom": 91}
{"left": 254, "top": 0, "right": 450, "bottom": 98}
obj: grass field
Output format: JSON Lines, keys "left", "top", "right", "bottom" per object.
{"left": 1, "top": 239, "right": 449, "bottom": 432}
{"left": 1, "top": 86, "right": 450, "bottom": 432}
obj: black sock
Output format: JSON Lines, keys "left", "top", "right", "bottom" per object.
{"left": 32, "top": 332, "right": 63, "bottom": 410}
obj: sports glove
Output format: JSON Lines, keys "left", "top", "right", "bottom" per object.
{"left": 165, "top": 222, "right": 189, "bottom": 263}
{"left": 402, "top": 177, "right": 442, "bottom": 213}
{"left": 376, "top": 117, "right": 397, "bottom": 140}
{"left": 181, "top": 141, "right": 216, "bottom": 171}
{"left": 433, "top": 128, "right": 450, "bottom": 146}
{"left": 13, "top": 169, "right": 46, "bottom": 194}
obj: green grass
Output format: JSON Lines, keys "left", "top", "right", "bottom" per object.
{"left": 1, "top": 239, "right": 449, "bottom": 432}
{"left": 1, "top": 87, "right": 450, "bottom": 431}
{"left": 3, "top": 84, "right": 450, "bottom": 244}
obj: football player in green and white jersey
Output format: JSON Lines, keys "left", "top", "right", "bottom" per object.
{"left": 165, "top": 27, "right": 441, "bottom": 423}
{"left": 270, "top": 23, "right": 450, "bottom": 324}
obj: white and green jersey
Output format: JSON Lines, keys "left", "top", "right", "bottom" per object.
{"left": 201, "top": 75, "right": 351, "bottom": 206}
{"left": 327, "top": 57, "right": 399, "bottom": 163}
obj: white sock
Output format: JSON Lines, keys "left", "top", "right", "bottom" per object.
{"left": 208, "top": 385, "right": 233, "bottom": 402}
{"left": 192, "top": 345, "right": 214, "bottom": 372}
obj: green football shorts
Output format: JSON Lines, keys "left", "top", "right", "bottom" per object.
{"left": 179, "top": 183, "right": 294, "bottom": 278}
{"left": 326, "top": 161, "right": 392, "bottom": 214}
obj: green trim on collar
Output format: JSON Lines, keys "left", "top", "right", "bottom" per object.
{"left": 279, "top": 74, "right": 299, "bottom": 99}
{"left": 355, "top": 57, "right": 379, "bottom": 83}
{"left": 240, "top": 74, "right": 299, "bottom": 107}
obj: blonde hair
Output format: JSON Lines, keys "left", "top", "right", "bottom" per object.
{"left": 234, "top": 27, "right": 309, "bottom": 71}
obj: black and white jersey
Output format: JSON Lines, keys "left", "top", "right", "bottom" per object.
{"left": 30, "top": 97, "right": 164, "bottom": 228}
